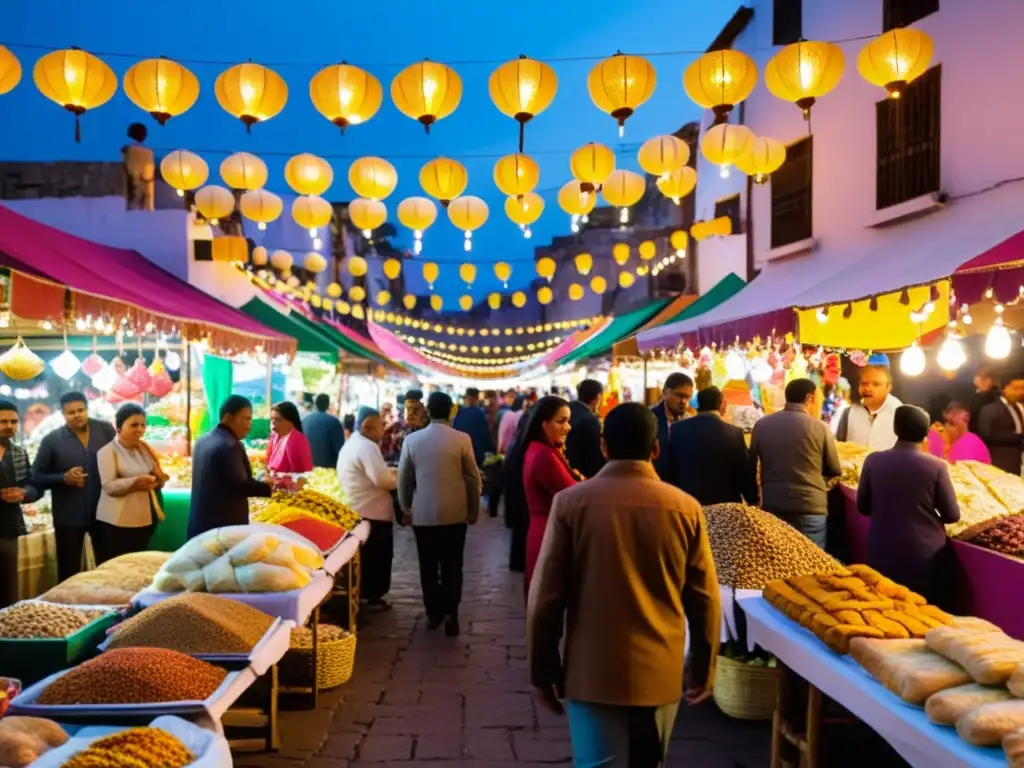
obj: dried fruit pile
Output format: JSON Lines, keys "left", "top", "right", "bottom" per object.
{"left": 0, "top": 602, "right": 106, "bottom": 639}
{"left": 37, "top": 648, "right": 226, "bottom": 705}
{"left": 289, "top": 623, "right": 351, "bottom": 648}
{"left": 61, "top": 727, "right": 194, "bottom": 768}
{"left": 967, "top": 516, "right": 1024, "bottom": 559}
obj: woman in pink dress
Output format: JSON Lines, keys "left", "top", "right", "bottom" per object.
{"left": 267, "top": 401, "right": 314, "bottom": 474}
{"left": 928, "top": 401, "right": 992, "bottom": 464}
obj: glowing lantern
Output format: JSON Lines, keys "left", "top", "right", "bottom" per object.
{"left": 670, "top": 230, "right": 689, "bottom": 257}
{"left": 403, "top": 294, "right": 417, "bottom": 310}
{"left": 537, "top": 286, "right": 554, "bottom": 305}
{"left": 348, "top": 255, "right": 368, "bottom": 277}
{"left": 618, "top": 271, "right": 636, "bottom": 289}
{"left": 194, "top": 185, "right": 235, "bottom": 225}
{"left": 391, "top": 59, "right": 462, "bottom": 133}
{"left": 536, "top": 256, "right": 556, "bottom": 283}
{"left": 376, "top": 290, "right": 391, "bottom": 306}
{"left": 489, "top": 55, "right": 558, "bottom": 151}
{"left": 349, "top": 156, "right": 398, "bottom": 201}
{"left": 160, "top": 150, "right": 208, "bottom": 197}
{"left": 637, "top": 135, "right": 690, "bottom": 179}
{"left": 701, "top": 123, "right": 755, "bottom": 179}
{"left": 215, "top": 62, "right": 286, "bottom": 133}
{"left": 352, "top": 304, "right": 365, "bottom": 320}
{"left": 423, "top": 262, "right": 440, "bottom": 290}
{"left": 900, "top": 342, "right": 926, "bottom": 376}
{"left": 575, "top": 253, "right": 593, "bottom": 276}
{"left": 601, "top": 169, "right": 646, "bottom": 224}
{"left": 459, "top": 295, "right": 473, "bottom": 311}
{"left": 590, "top": 276, "right": 608, "bottom": 295}
{"left": 348, "top": 198, "right": 387, "bottom": 238}
{"left": 420, "top": 157, "right": 468, "bottom": 207}
{"left": 220, "top": 152, "right": 267, "bottom": 191}
{"left": 657, "top": 166, "right": 697, "bottom": 204}
{"left": 430, "top": 295, "right": 444, "bottom": 312}
{"left": 611, "top": 243, "right": 630, "bottom": 266}
{"left": 0, "top": 46, "right": 21, "bottom": 96}
{"left": 123, "top": 57, "right": 198, "bottom": 125}
{"left": 211, "top": 236, "right": 247, "bottom": 263}
{"left": 448, "top": 196, "right": 489, "bottom": 251}
{"left": 383, "top": 258, "right": 402, "bottom": 280}
{"left": 350, "top": 285, "right": 367, "bottom": 302}
{"left": 270, "top": 249, "right": 293, "bottom": 271}
{"left": 637, "top": 265, "right": 649, "bottom": 277}
{"left": 683, "top": 49, "right": 758, "bottom": 123}
{"left": 504, "top": 192, "right": 544, "bottom": 238}
{"left": 765, "top": 41, "right": 844, "bottom": 118}
{"left": 734, "top": 137, "right": 787, "bottom": 184}
{"left": 568, "top": 283, "right": 585, "bottom": 301}
{"left": 570, "top": 142, "right": 615, "bottom": 194}
{"left": 305, "top": 252, "right": 328, "bottom": 273}
{"left": 33, "top": 48, "right": 117, "bottom": 141}
{"left": 493, "top": 153, "right": 540, "bottom": 197}
{"left": 587, "top": 52, "right": 656, "bottom": 136}
{"left": 327, "top": 282, "right": 343, "bottom": 298}
{"left": 511, "top": 291, "right": 527, "bottom": 309}
{"left": 251, "top": 246, "right": 268, "bottom": 266}
{"left": 292, "top": 195, "right": 333, "bottom": 237}
{"left": 638, "top": 241, "right": 657, "bottom": 261}
{"left": 309, "top": 62, "right": 382, "bottom": 133}
{"left": 494, "top": 262, "right": 512, "bottom": 288}
{"left": 458, "top": 263, "right": 477, "bottom": 290}
{"left": 284, "top": 153, "right": 333, "bottom": 196}
{"left": 239, "top": 189, "right": 282, "bottom": 230}
{"left": 691, "top": 216, "right": 733, "bottom": 241}
{"left": 488, "top": 293, "right": 502, "bottom": 310}
{"left": 396, "top": 197, "right": 437, "bottom": 256}
{"left": 857, "top": 28, "right": 933, "bottom": 98}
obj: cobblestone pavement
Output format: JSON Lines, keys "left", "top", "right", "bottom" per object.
{"left": 236, "top": 515, "right": 770, "bottom": 767}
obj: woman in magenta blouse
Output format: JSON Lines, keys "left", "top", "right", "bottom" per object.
{"left": 267, "top": 401, "right": 313, "bottom": 474}
{"left": 928, "top": 401, "right": 992, "bottom": 464}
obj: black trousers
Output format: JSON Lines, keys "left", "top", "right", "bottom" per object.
{"left": 0, "top": 536, "right": 17, "bottom": 609}
{"left": 361, "top": 519, "right": 394, "bottom": 602}
{"left": 95, "top": 521, "right": 154, "bottom": 565}
{"left": 54, "top": 525, "right": 89, "bottom": 583}
{"left": 413, "top": 523, "right": 468, "bottom": 619}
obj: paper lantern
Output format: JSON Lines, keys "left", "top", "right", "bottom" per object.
{"left": 348, "top": 255, "right": 368, "bottom": 277}
{"left": 239, "top": 189, "right": 283, "bottom": 230}
{"left": 601, "top": 169, "right": 646, "bottom": 224}
{"left": 352, "top": 304, "right": 365, "bottom": 320}
{"left": 309, "top": 62, "right": 382, "bottom": 133}
{"left": 588, "top": 52, "right": 656, "bottom": 136}
{"left": 270, "top": 249, "right": 293, "bottom": 271}
{"left": 691, "top": 216, "right": 733, "bottom": 241}
{"left": 489, "top": 55, "right": 558, "bottom": 151}
{"left": 160, "top": 150, "right": 208, "bottom": 196}
{"left": 638, "top": 241, "right": 657, "bottom": 261}
{"left": 211, "top": 235, "right": 247, "bottom": 263}
{"left": 570, "top": 142, "right": 615, "bottom": 193}
{"left": 251, "top": 245, "right": 268, "bottom": 266}
{"left": 656, "top": 166, "right": 698, "bottom": 204}
{"left": 220, "top": 152, "right": 268, "bottom": 191}
{"left": 301, "top": 251, "right": 326, "bottom": 274}
{"left": 612, "top": 243, "right": 630, "bottom": 265}
{"left": 670, "top": 230, "right": 689, "bottom": 256}
{"left": 403, "top": 294, "right": 417, "bottom": 310}
{"left": 292, "top": 195, "right": 333, "bottom": 236}
{"left": 194, "top": 185, "right": 235, "bottom": 225}
{"left": 494, "top": 262, "right": 512, "bottom": 288}
{"left": 504, "top": 192, "right": 544, "bottom": 237}
{"left": 284, "top": 153, "right": 333, "bottom": 196}
{"left": 637, "top": 135, "right": 690, "bottom": 179}
{"left": 214, "top": 62, "right": 288, "bottom": 132}
{"left": 683, "top": 49, "right": 758, "bottom": 123}
{"left": 511, "top": 291, "right": 527, "bottom": 309}
{"left": 349, "top": 285, "right": 367, "bottom": 302}
{"left": 122, "top": 56, "right": 199, "bottom": 126}
{"left": 459, "top": 295, "right": 473, "bottom": 311}
{"left": 857, "top": 28, "right": 933, "bottom": 98}
{"left": 574, "top": 252, "right": 593, "bottom": 276}
{"left": 327, "top": 282, "right": 343, "bottom": 298}
{"left": 537, "top": 286, "right": 554, "bottom": 305}
{"left": 488, "top": 293, "right": 502, "bottom": 310}
{"left": 376, "top": 290, "right": 391, "bottom": 306}
{"left": 0, "top": 46, "right": 21, "bottom": 96}
{"left": 765, "top": 41, "right": 845, "bottom": 117}
{"left": 33, "top": 48, "right": 117, "bottom": 141}
{"left": 348, "top": 198, "right": 387, "bottom": 237}
{"left": 568, "top": 283, "right": 585, "bottom": 301}
{"left": 349, "top": 156, "right": 398, "bottom": 201}
{"left": 447, "top": 196, "right": 489, "bottom": 251}
{"left": 391, "top": 59, "right": 462, "bottom": 132}
{"left": 618, "top": 271, "right": 636, "bottom": 289}
{"left": 420, "top": 157, "right": 468, "bottom": 206}
{"left": 590, "top": 276, "right": 607, "bottom": 295}
{"left": 536, "top": 256, "right": 556, "bottom": 282}
{"left": 422, "top": 262, "right": 440, "bottom": 289}
{"left": 459, "top": 263, "right": 477, "bottom": 288}
{"left": 701, "top": 123, "right": 756, "bottom": 179}
{"left": 636, "top": 265, "right": 649, "bottom": 277}
{"left": 493, "top": 153, "right": 540, "bottom": 197}
{"left": 430, "top": 295, "right": 444, "bottom": 312}
{"left": 383, "top": 258, "right": 402, "bottom": 280}
{"left": 734, "top": 137, "right": 787, "bottom": 184}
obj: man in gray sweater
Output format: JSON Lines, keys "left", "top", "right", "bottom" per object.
{"left": 749, "top": 378, "right": 841, "bottom": 548}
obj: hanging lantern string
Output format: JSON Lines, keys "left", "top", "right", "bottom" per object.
{"left": 151, "top": 144, "right": 641, "bottom": 161}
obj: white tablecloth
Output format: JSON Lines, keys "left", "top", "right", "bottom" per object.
{"left": 321, "top": 520, "right": 369, "bottom": 577}
{"left": 738, "top": 596, "right": 1004, "bottom": 768}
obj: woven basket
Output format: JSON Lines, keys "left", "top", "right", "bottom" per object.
{"left": 280, "top": 626, "right": 357, "bottom": 690}
{"left": 712, "top": 654, "right": 780, "bottom": 721}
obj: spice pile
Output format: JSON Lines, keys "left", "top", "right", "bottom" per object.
{"left": 253, "top": 488, "right": 360, "bottom": 530}
{"left": 41, "top": 552, "right": 171, "bottom": 606}
{"left": 61, "top": 727, "right": 194, "bottom": 768}
{"left": 704, "top": 503, "right": 845, "bottom": 589}
{"left": 969, "top": 516, "right": 1024, "bottom": 559}
{"left": 0, "top": 602, "right": 107, "bottom": 639}
{"left": 37, "top": 648, "right": 226, "bottom": 705}
{"left": 107, "top": 593, "right": 274, "bottom": 654}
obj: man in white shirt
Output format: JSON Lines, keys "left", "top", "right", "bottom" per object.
{"left": 337, "top": 407, "right": 397, "bottom": 609}
{"left": 836, "top": 365, "right": 902, "bottom": 451}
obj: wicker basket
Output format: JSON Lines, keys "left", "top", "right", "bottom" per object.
{"left": 712, "top": 654, "right": 780, "bottom": 721}
{"left": 280, "top": 625, "right": 357, "bottom": 690}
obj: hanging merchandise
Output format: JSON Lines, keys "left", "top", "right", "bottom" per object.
{"left": 494, "top": 262, "right": 512, "bottom": 289}
{"left": 590, "top": 276, "right": 608, "bottom": 295}
{"left": 601, "top": 169, "right": 645, "bottom": 224}
{"left": 391, "top": 59, "right": 462, "bottom": 133}
{"left": 430, "top": 295, "right": 444, "bottom": 312}
{"left": 734, "top": 137, "right": 787, "bottom": 184}
{"left": 493, "top": 153, "right": 540, "bottom": 198}
{"left": 447, "top": 196, "right": 489, "bottom": 251}
{"left": 459, "top": 295, "right": 473, "bottom": 311}
{"left": 270, "top": 249, "right": 293, "bottom": 272}
{"left": 239, "top": 189, "right": 283, "bottom": 230}
{"left": 558, "top": 180, "right": 597, "bottom": 232}
{"left": 489, "top": 55, "right": 558, "bottom": 151}
{"left": 214, "top": 62, "right": 288, "bottom": 132}
{"left": 110, "top": 374, "right": 142, "bottom": 404}
{"left": 504, "top": 192, "right": 543, "bottom": 238}
{"left": 857, "top": 28, "right": 933, "bottom": 98}
{"left": 284, "top": 153, "right": 333, "bottom": 196}
{"left": 575, "top": 253, "right": 593, "bottom": 276}
{"left": 383, "top": 258, "right": 402, "bottom": 280}
{"left": 123, "top": 57, "right": 199, "bottom": 125}
{"left": 81, "top": 341, "right": 106, "bottom": 378}
{"left": 126, "top": 357, "right": 153, "bottom": 392}
{"left": 348, "top": 198, "right": 387, "bottom": 238}
{"left": 637, "top": 135, "right": 690, "bottom": 180}
{"left": 671, "top": 230, "right": 689, "bottom": 257}
{"left": 91, "top": 362, "right": 117, "bottom": 392}
{"left": 304, "top": 251, "right": 328, "bottom": 273}
{"left": 656, "top": 166, "right": 697, "bottom": 204}
{"left": 347, "top": 255, "right": 368, "bottom": 277}
{"left": 459, "top": 263, "right": 477, "bottom": 290}
{"left": 587, "top": 52, "right": 656, "bottom": 136}
{"left": 348, "top": 156, "right": 398, "bottom": 200}
{"left": 638, "top": 241, "right": 657, "bottom": 261}
{"left": 291, "top": 195, "right": 333, "bottom": 240}
{"left": 194, "top": 185, "right": 235, "bottom": 226}
{"left": 160, "top": 150, "right": 208, "bottom": 198}
{"left": 536, "top": 256, "right": 556, "bottom": 283}
{"left": 570, "top": 142, "right": 615, "bottom": 194}
{"left": 612, "top": 243, "right": 631, "bottom": 266}
{"left": 683, "top": 49, "right": 757, "bottom": 124}
{"left": 764, "top": 41, "right": 845, "bottom": 119}
{"left": 511, "top": 291, "right": 527, "bottom": 309}
{"left": 537, "top": 286, "right": 553, "bottom": 305}
{"left": 220, "top": 152, "right": 268, "bottom": 190}
{"left": 701, "top": 123, "right": 755, "bottom": 179}
{"left": 309, "top": 62, "right": 382, "bottom": 134}
{"left": 488, "top": 293, "right": 502, "bottom": 310}
{"left": 33, "top": 48, "right": 117, "bottom": 141}
{"left": 403, "top": 294, "right": 417, "bottom": 310}
{"left": 148, "top": 357, "right": 174, "bottom": 398}
{"left": 420, "top": 157, "right": 468, "bottom": 207}
{"left": 0, "top": 46, "right": 22, "bottom": 96}
{"left": 568, "top": 283, "right": 585, "bottom": 301}
{"left": 397, "top": 197, "right": 438, "bottom": 254}
{"left": 50, "top": 341, "right": 81, "bottom": 380}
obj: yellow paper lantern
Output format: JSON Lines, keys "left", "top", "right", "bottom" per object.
{"left": 711, "top": 216, "right": 733, "bottom": 236}
{"left": 489, "top": 55, "right": 558, "bottom": 151}
{"left": 284, "top": 153, "right": 333, "bottom": 196}
{"left": 636, "top": 265, "right": 649, "bottom": 277}
{"left": 618, "top": 271, "right": 636, "bottom": 289}
{"left": 601, "top": 169, "right": 646, "bottom": 223}
{"left": 459, "top": 263, "right": 477, "bottom": 288}
{"left": 422, "top": 262, "right": 440, "bottom": 289}
{"left": 403, "top": 294, "right": 417, "bottom": 310}
{"left": 33, "top": 48, "right": 117, "bottom": 141}
{"left": 701, "top": 123, "right": 756, "bottom": 178}
{"left": 350, "top": 285, "right": 367, "bottom": 302}
{"left": 352, "top": 304, "right": 365, "bottom": 321}
{"left": 239, "top": 189, "right": 283, "bottom": 230}
{"left": 588, "top": 52, "right": 656, "bottom": 136}
{"left": 211, "top": 236, "right": 247, "bottom": 263}
{"left": 670, "top": 230, "right": 689, "bottom": 256}
{"left": 765, "top": 41, "right": 845, "bottom": 117}
{"left": 123, "top": 57, "right": 199, "bottom": 125}
{"left": 557, "top": 181, "right": 598, "bottom": 224}
{"left": 459, "top": 295, "right": 473, "bottom": 311}
{"left": 391, "top": 60, "right": 462, "bottom": 132}
{"left": 270, "top": 249, "right": 293, "bottom": 271}
{"left": 327, "top": 282, "right": 343, "bottom": 298}
{"left": 292, "top": 195, "right": 334, "bottom": 236}
{"left": 420, "top": 157, "right": 468, "bottom": 206}
{"left": 536, "top": 256, "right": 556, "bottom": 283}
{"left": 575, "top": 252, "right": 593, "bottom": 276}
{"left": 568, "top": 283, "right": 585, "bottom": 301}
{"left": 638, "top": 241, "right": 657, "bottom": 261}
{"left": 348, "top": 255, "right": 368, "bottom": 277}
{"left": 383, "top": 258, "right": 402, "bottom": 280}
{"left": 348, "top": 156, "right": 398, "bottom": 201}
{"left": 311, "top": 294, "right": 323, "bottom": 308}
{"left": 511, "top": 291, "right": 527, "bottom": 309}
{"left": 0, "top": 46, "right": 22, "bottom": 96}
{"left": 858, "top": 28, "right": 934, "bottom": 99}
{"left": 590, "top": 276, "right": 608, "bottom": 295}
{"left": 734, "top": 136, "right": 787, "bottom": 184}
{"left": 336, "top": 300, "right": 350, "bottom": 315}
{"left": 637, "top": 135, "right": 690, "bottom": 179}
{"left": 537, "top": 286, "right": 554, "bottom": 305}
{"left": 430, "top": 294, "right": 444, "bottom": 312}
{"left": 376, "top": 290, "right": 391, "bottom": 306}
{"left": 448, "top": 196, "right": 489, "bottom": 251}
{"left": 656, "top": 166, "right": 698, "bottom": 204}
{"left": 194, "top": 185, "right": 235, "bottom": 225}
{"left": 160, "top": 150, "right": 208, "bottom": 197}
{"left": 494, "top": 262, "right": 512, "bottom": 288}
{"left": 348, "top": 198, "right": 387, "bottom": 237}
{"left": 305, "top": 251, "right": 328, "bottom": 273}
{"left": 309, "top": 62, "right": 382, "bottom": 133}
{"left": 220, "top": 152, "right": 268, "bottom": 191}
{"left": 493, "top": 153, "right": 540, "bottom": 197}
{"left": 684, "top": 49, "right": 758, "bottom": 123}
{"left": 215, "top": 62, "right": 287, "bottom": 132}
{"left": 251, "top": 246, "right": 268, "bottom": 266}
{"left": 612, "top": 243, "right": 631, "bottom": 265}
{"left": 570, "top": 142, "right": 615, "bottom": 193}
{"left": 504, "top": 192, "right": 544, "bottom": 236}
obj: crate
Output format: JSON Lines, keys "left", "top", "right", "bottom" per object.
{"left": 0, "top": 611, "right": 121, "bottom": 685}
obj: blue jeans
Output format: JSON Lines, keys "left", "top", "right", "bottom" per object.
{"left": 565, "top": 700, "right": 679, "bottom": 768}
{"left": 777, "top": 512, "right": 827, "bottom": 549}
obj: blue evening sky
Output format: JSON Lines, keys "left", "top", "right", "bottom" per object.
{"left": 0, "top": 1, "right": 734, "bottom": 299}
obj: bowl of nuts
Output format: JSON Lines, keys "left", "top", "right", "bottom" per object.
{"left": 0, "top": 676, "right": 22, "bottom": 716}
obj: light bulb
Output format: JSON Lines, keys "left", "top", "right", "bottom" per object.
{"left": 937, "top": 333, "right": 967, "bottom": 371}
{"left": 618, "top": 124, "right": 625, "bottom": 138}
{"left": 464, "top": 231, "right": 472, "bottom": 251}
{"left": 672, "top": 196, "right": 681, "bottom": 205}
{"left": 210, "top": 218, "right": 219, "bottom": 226}
{"left": 309, "top": 227, "right": 317, "bottom": 238}
{"left": 75, "top": 318, "right": 87, "bottom": 331}
{"left": 176, "top": 189, "right": 185, "bottom": 198}
{"left": 524, "top": 227, "right": 532, "bottom": 239}
{"left": 900, "top": 343, "right": 926, "bottom": 376}
{"left": 413, "top": 240, "right": 423, "bottom": 255}
{"left": 93, "top": 318, "right": 104, "bottom": 332}
{"left": 816, "top": 307, "right": 829, "bottom": 324}
{"left": 41, "top": 320, "right": 53, "bottom": 331}
{"left": 963, "top": 313, "right": 973, "bottom": 326}
{"left": 924, "top": 301, "right": 935, "bottom": 314}
{"left": 581, "top": 214, "right": 589, "bottom": 224}
{"left": 985, "top": 319, "right": 1012, "bottom": 360}
{"left": 676, "top": 247, "right": 686, "bottom": 258}
{"left": 719, "top": 164, "right": 730, "bottom": 179}
{"left": 313, "top": 237, "right": 322, "bottom": 250}
{"left": 619, "top": 207, "right": 629, "bottom": 224}
{"left": 362, "top": 228, "right": 372, "bottom": 238}
{"left": 258, "top": 221, "right": 266, "bottom": 230}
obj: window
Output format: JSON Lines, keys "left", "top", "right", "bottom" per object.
{"left": 715, "top": 195, "right": 742, "bottom": 235}
{"left": 773, "top": 0, "right": 802, "bottom": 46}
{"left": 771, "top": 137, "right": 812, "bottom": 248}
{"left": 875, "top": 66, "right": 941, "bottom": 210}
{"left": 884, "top": 0, "right": 938, "bottom": 31}
{"left": 193, "top": 239, "right": 213, "bottom": 261}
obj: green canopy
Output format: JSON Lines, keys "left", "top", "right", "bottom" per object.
{"left": 305, "top": 317, "right": 390, "bottom": 367}
{"left": 241, "top": 298, "right": 337, "bottom": 362}
{"left": 661, "top": 273, "right": 746, "bottom": 326}
{"left": 559, "top": 299, "right": 671, "bottom": 366}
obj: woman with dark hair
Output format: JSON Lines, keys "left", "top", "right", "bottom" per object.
{"left": 95, "top": 403, "right": 168, "bottom": 562}
{"left": 267, "top": 401, "right": 313, "bottom": 474}
{"left": 928, "top": 401, "right": 992, "bottom": 464}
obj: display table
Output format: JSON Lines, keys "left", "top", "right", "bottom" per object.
{"left": 18, "top": 529, "right": 97, "bottom": 600}
{"left": 739, "top": 596, "right": 1003, "bottom": 768}
{"left": 149, "top": 488, "right": 192, "bottom": 552}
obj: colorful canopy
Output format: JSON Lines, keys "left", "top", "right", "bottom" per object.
{"left": 558, "top": 299, "right": 670, "bottom": 366}
{"left": 241, "top": 296, "right": 338, "bottom": 361}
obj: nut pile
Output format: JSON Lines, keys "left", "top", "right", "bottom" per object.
{"left": 704, "top": 503, "right": 845, "bottom": 589}
{"left": 969, "top": 516, "right": 1024, "bottom": 559}
{"left": 37, "top": 648, "right": 226, "bottom": 705}
{"left": 61, "top": 727, "right": 194, "bottom": 768}
{"left": 290, "top": 624, "right": 350, "bottom": 648}
{"left": 0, "top": 602, "right": 107, "bottom": 639}
{"left": 107, "top": 593, "right": 274, "bottom": 654}
{"left": 41, "top": 552, "right": 170, "bottom": 607}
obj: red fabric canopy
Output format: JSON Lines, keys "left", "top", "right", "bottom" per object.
{"left": 0, "top": 204, "right": 294, "bottom": 355}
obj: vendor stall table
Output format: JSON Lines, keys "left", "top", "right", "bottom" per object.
{"left": 738, "top": 595, "right": 1003, "bottom": 768}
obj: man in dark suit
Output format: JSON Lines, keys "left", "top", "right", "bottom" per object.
{"left": 565, "top": 379, "right": 605, "bottom": 479}
{"left": 650, "top": 372, "right": 694, "bottom": 481}
{"left": 452, "top": 388, "right": 494, "bottom": 466}
{"left": 302, "top": 393, "right": 345, "bottom": 469}
{"left": 668, "top": 387, "right": 757, "bottom": 506}
{"left": 978, "top": 374, "right": 1024, "bottom": 475}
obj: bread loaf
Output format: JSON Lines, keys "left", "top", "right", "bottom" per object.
{"left": 926, "top": 625, "right": 1024, "bottom": 685}
{"left": 957, "top": 700, "right": 1024, "bottom": 747}
{"left": 849, "top": 638, "right": 971, "bottom": 704}
{"left": 1008, "top": 663, "right": 1024, "bottom": 698}
{"left": 1004, "top": 729, "right": 1024, "bottom": 768}
{"left": 925, "top": 684, "right": 1013, "bottom": 726}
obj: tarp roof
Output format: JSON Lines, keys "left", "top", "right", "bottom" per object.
{"left": 559, "top": 299, "right": 670, "bottom": 366}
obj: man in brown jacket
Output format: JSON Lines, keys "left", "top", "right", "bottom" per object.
{"left": 527, "top": 403, "right": 720, "bottom": 767}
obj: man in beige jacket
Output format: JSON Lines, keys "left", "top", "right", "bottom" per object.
{"left": 527, "top": 402, "right": 720, "bottom": 767}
